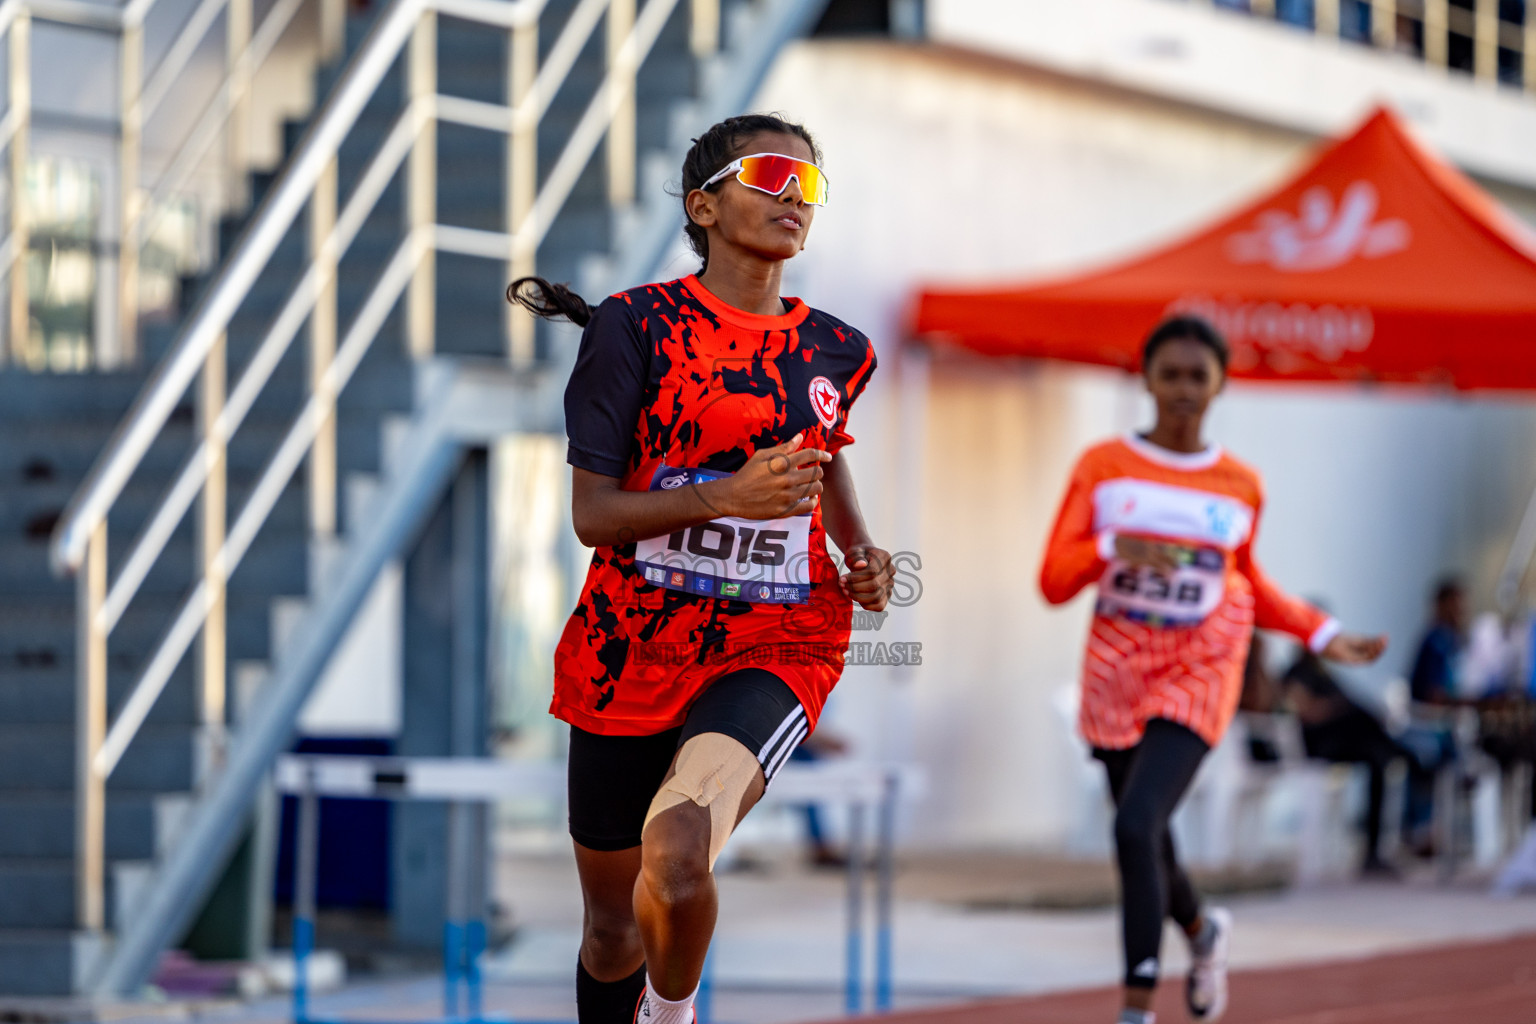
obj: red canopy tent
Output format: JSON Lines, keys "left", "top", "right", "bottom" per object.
{"left": 912, "top": 107, "right": 1536, "bottom": 390}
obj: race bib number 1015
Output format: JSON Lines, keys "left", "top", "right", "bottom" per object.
{"left": 632, "top": 464, "right": 812, "bottom": 604}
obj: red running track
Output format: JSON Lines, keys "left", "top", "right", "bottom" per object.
{"left": 846, "top": 934, "right": 1536, "bottom": 1024}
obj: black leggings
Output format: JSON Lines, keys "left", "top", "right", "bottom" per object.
{"left": 1094, "top": 718, "right": 1211, "bottom": 989}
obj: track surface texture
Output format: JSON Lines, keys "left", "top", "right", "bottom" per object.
{"left": 833, "top": 934, "right": 1536, "bottom": 1024}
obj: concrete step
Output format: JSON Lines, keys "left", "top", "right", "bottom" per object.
{"left": 0, "top": 665, "right": 198, "bottom": 726}
{"left": 0, "top": 858, "right": 151, "bottom": 930}
{"left": 1, "top": 481, "right": 308, "bottom": 554}
{"left": 0, "top": 371, "right": 152, "bottom": 424}
{"left": 343, "top": 471, "right": 382, "bottom": 537}
{"left": 0, "top": 528, "right": 309, "bottom": 601}
{"left": 0, "top": 724, "right": 209, "bottom": 792}
{"left": 0, "top": 929, "right": 111, "bottom": 996}
{"left": 0, "top": 418, "right": 384, "bottom": 487}
{"left": 0, "top": 790, "right": 191, "bottom": 860}
{"left": 0, "top": 591, "right": 295, "bottom": 667}
{"left": 379, "top": 413, "right": 416, "bottom": 477}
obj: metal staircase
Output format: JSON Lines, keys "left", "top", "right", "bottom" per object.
{"left": 3, "top": 0, "right": 831, "bottom": 999}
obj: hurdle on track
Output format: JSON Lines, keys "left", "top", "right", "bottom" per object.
{"left": 274, "top": 754, "right": 921, "bottom": 1023}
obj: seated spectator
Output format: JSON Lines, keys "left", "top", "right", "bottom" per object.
{"left": 1283, "top": 645, "right": 1411, "bottom": 877}
{"left": 1399, "top": 576, "right": 1468, "bottom": 854}
{"left": 1410, "top": 577, "right": 1467, "bottom": 705}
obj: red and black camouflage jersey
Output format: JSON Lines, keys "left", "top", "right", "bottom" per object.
{"left": 551, "top": 274, "right": 878, "bottom": 736}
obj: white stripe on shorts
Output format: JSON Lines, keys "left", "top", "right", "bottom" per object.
{"left": 758, "top": 706, "right": 807, "bottom": 764}
{"left": 763, "top": 722, "right": 809, "bottom": 783}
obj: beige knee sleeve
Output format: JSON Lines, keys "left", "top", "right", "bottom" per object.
{"left": 643, "top": 733, "right": 761, "bottom": 869}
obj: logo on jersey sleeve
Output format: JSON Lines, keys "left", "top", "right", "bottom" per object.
{"left": 808, "top": 376, "right": 840, "bottom": 429}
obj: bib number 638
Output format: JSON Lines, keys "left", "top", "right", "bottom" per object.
{"left": 1110, "top": 567, "right": 1205, "bottom": 607}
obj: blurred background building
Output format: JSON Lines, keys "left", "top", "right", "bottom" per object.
{"left": 3, "top": 0, "right": 1536, "bottom": 1002}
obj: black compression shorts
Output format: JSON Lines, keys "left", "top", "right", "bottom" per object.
{"left": 566, "top": 667, "right": 807, "bottom": 852}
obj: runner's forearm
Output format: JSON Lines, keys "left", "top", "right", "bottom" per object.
{"left": 571, "top": 467, "right": 734, "bottom": 547}
{"left": 819, "top": 455, "right": 874, "bottom": 554}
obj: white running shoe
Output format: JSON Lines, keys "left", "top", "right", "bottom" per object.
{"left": 1185, "top": 907, "right": 1231, "bottom": 1021}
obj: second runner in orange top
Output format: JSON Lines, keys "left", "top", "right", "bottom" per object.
{"left": 1038, "top": 315, "right": 1386, "bottom": 1023}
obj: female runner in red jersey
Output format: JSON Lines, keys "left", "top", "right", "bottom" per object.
{"left": 1039, "top": 317, "right": 1386, "bottom": 1024}
{"left": 509, "top": 114, "right": 892, "bottom": 1024}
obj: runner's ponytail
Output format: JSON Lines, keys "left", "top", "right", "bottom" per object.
{"left": 507, "top": 276, "right": 594, "bottom": 327}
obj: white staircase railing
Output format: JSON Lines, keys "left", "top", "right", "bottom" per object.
{"left": 0, "top": 0, "right": 343, "bottom": 370}
{"left": 45, "top": 0, "right": 751, "bottom": 984}
{"left": 47, "top": 0, "right": 835, "bottom": 993}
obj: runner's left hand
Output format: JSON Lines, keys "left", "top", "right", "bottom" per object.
{"left": 1321, "top": 632, "right": 1388, "bottom": 665}
{"left": 839, "top": 544, "right": 895, "bottom": 612}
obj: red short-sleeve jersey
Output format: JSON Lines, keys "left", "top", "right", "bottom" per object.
{"left": 551, "top": 276, "right": 878, "bottom": 736}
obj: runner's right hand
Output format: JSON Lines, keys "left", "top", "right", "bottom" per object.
{"left": 713, "top": 432, "right": 830, "bottom": 520}
{"left": 1321, "top": 632, "right": 1388, "bottom": 665}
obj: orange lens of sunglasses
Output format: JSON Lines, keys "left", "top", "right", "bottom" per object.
{"left": 734, "top": 154, "right": 829, "bottom": 205}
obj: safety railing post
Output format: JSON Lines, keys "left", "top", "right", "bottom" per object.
{"left": 1424, "top": 0, "right": 1448, "bottom": 65}
{"left": 444, "top": 799, "right": 466, "bottom": 1020}
{"left": 198, "top": 334, "right": 228, "bottom": 759}
{"left": 6, "top": 12, "right": 28, "bottom": 367}
{"left": 319, "top": 0, "right": 346, "bottom": 64}
{"left": 844, "top": 800, "right": 866, "bottom": 1014}
{"left": 226, "top": 0, "right": 253, "bottom": 211}
{"left": 310, "top": 158, "right": 339, "bottom": 537}
{"left": 1316, "top": 0, "right": 1340, "bottom": 38}
{"left": 506, "top": 17, "right": 537, "bottom": 363}
{"left": 1372, "top": 0, "right": 1397, "bottom": 50}
{"left": 1527, "top": 9, "right": 1536, "bottom": 92}
{"left": 407, "top": 11, "right": 436, "bottom": 359}
{"left": 690, "top": 0, "right": 718, "bottom": 57}
{"left": 607, "top": 0, "right": 636, "bottom": 207}
{"left": 875, "top": 771, "right": 897, "bottom": 1012}
{"left": 1473, "top": 0, "right": 1497, "bottom": 83}
{"left": 293, "top": 766, "right": 319, "bottom": 1024}
{"left": 75, "top": 521, "right": 108, "bottom": 931}
{"left": 118, "top": 19, "right": 144, "bottom": 366}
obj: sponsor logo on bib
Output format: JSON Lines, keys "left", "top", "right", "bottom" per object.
{"left": 669, "top": 571, "right": 686, "bottom": 587}
{"left": 756, "top": 584, "right": 773, "bottom": 600}
{"left": 808, "top": 376, "right": 839, "bottom": 429}
{"left": 644, "top": 566, "right": 665, "bottom": 584}
{"left": 721, "top": 582, "right": 741, "bottom": 597}
{"left": 659, "top": 472, "right": 688, "bottom": 489}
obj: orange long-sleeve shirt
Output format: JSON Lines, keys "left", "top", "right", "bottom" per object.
{"left": 1040, "top": 436, "right": 1338, "bottom": 749}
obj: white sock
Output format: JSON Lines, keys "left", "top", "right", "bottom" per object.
{"left": 638, "top": 975, "right": 697, "bottom": 1024}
